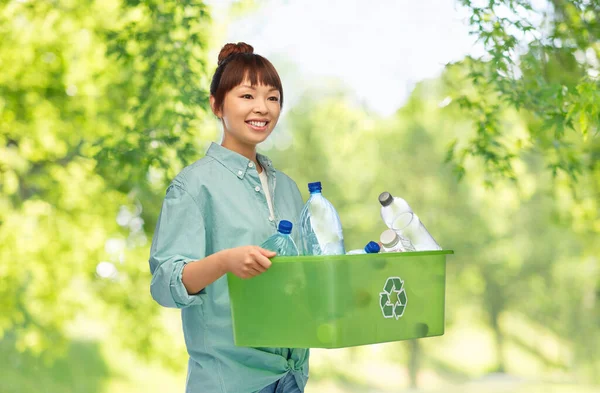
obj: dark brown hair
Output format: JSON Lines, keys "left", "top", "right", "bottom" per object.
{"left": 210, "top": 42, "right": 284, "bottom": 111}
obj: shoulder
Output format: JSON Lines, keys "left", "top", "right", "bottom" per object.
{"left": 273, "top": 168, "right": 298, "bottom": 187}
{"left": 275, "top": 169, "right": 297, "bottom": 186}
{"left": 274, "top": 169, "right": 303, "bottom": 200}
{"left": 171, "top": 155, "right": 219, "bottom": 190}
{"left": 165, "top": 155, "right": 225, "bottom": 210}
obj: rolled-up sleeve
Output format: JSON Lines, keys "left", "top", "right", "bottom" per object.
{"left": 149, "top": 182, "right": 207, "bottom": 308}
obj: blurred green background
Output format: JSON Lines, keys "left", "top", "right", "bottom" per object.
{"left": 0, "top": 0, "right": 598, "bottom": 392}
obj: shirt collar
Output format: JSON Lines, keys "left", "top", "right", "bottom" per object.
{"left": 206, "top": 142, "right": 275, "bottom": 179}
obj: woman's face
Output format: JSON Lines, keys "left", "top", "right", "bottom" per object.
{"left": 213, "top": 79, "right": 281, "bottom": 148}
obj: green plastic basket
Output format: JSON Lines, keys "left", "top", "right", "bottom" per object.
{"left": 227, "top": 250, "right": 453, "bottom": 349}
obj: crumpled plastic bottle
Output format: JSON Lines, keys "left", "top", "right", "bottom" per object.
{"left": 260, "top": 220, "right": 299, "bottom": 256}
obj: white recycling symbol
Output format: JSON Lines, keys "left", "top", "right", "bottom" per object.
{"left": 379, "top": 276, "right": 407, "bottom": 319}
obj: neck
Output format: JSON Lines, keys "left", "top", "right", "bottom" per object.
{"left": 221, "top": 134, "right": 262, "bottom": 172}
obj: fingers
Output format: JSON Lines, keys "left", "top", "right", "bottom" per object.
{"left": 248, "top": 265, "right": 264, "bottom": 277}
{"left": 255, "top": 254, "right": 272, "bottom": 271}
{"left": 251, "top": 247, "right": 273, "bottom": 270}
{"left": 241, "top": 264, "right": 266, "bottom": 279}
{"left": 241, "top": 252, "right": 271, "bottom": 279}
{"left": 251, "top": 259, "right": 268, "bottom": 273}
{"left": 257, "top": 247, "right": 277, "bottom": 258}
{"left": 234, "top": 246, "right": 276, "bottom": 279}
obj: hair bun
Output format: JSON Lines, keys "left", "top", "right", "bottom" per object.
{"left": 217, "top": 42, "right": 254, "bottom": 66}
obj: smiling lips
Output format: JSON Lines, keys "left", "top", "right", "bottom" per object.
{"left": 246, "top": 120, "right": 269, "bottom": 131}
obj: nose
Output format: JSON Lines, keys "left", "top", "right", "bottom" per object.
{"left": 253, "top": 98, "right": 268, "bottom": 114}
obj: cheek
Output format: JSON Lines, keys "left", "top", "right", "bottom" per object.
{"left": 222, "top": 107, "right": 245, "bottom": 129}
{"left": 222, "top": 117, "right": 240, "bottom": 134}
{"left": 270, "top": 104, "right": 282, "bottom": 120}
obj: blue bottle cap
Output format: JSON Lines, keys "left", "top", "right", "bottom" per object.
{"left": 278, "top": 220, "right": 293, "bottom": 234}
{"left": 365, "top": 241, "right": 380, "bottom": 253}
{"left": 308, "top": 181, "right": 322, "bottom": 193}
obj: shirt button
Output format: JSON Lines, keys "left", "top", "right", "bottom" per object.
{"left": 248, "top": 162, "right": 254, "bottom": 168}
{"left": 268, "top": 216, "right": 274, "bottom": 222}
{"left": 237, "top": 170, "right": 243, "bottom": 176}
{"left": 255, "top": 186, "right": 261, "bottom": 192}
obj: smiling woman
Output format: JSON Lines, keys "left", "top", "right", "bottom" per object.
{"left": 210, "top": 42, "right": 284, "bottom": 108}
{"left": 209, "top": 43, "right": 284, "bottom": 158}
{"left": 148, "top": 42, "right": 309, "bottom": 393}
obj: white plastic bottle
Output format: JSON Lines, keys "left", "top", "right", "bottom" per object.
{"left": 379, "top": 229, "right": 416, "bottom": 252}
{"left": 378, "top": 192, "right": 441, "bottom": 251}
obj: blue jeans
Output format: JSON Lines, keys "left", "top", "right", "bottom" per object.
{"left": 256, "top": 373, "right": 302, "bottom": 393}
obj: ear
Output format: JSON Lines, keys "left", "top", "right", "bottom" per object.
{"left": 209, "top": 95, "right": 222, "bottom": 118}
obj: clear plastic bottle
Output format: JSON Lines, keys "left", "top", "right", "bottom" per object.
{"left": 379, "top": 229, "right": 416, "bottom": 252}
{"left": 260, "top": 220, "right": 299, "bottom": 256}
{"left": 346, "top": 241, "right": 381, "bottom": 255}
{"left": 378, "top": 192, "right": 441, "bottom": 251}
{"left": 299, "top": 181, "right": 345, "bottom": 255}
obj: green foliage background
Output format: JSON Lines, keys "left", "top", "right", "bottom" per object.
{"left": 0, "top": 0, "right": 598, "bottom": 392}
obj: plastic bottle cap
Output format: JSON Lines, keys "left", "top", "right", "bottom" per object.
{"left": 380, "top": 229, "right": 399, "bottom": 247}
{"left": 378, "top": 192, "right": 393, "bottom": 207}
{"left": 365, "top": 241, "right": 380, "bottom": 253}
{"left": 308, "top": 182, "right": 322, "bottom": 193}
{"left": 278, "top": 220, "right": 293, "bottom": 234}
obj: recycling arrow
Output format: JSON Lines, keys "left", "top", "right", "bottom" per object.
{"left": 379, "top": 276, "right": 408, "bottom": 320}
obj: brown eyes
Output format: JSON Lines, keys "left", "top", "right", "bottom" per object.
{"left": 240, "top": 94, "right": 279, "bottom": 102}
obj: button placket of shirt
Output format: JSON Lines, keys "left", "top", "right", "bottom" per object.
{"left": 251, "top": 162, "right": 261, "bottom": 193}
{"left": 236, "top": 164, "right": 246, "bottom": 179}
{"left": 257, "top": 155, "right": 278, "bottom": 217}
{"left": 236, "top": 162, "right": 270, "bottom": 223}
{"left": 248, "top": 163, "right": 275, "bottom": 226}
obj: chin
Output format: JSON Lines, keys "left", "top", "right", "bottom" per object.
{"left": 246, "top": 133, "right": 272, "bottom": 145}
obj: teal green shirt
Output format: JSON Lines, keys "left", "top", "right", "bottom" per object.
{"left": 149, "top": 142, "right": 309, "bottom": 393}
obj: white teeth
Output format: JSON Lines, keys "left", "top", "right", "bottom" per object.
{"left": 248, "top": 121, "right": 267, "bottom": 127}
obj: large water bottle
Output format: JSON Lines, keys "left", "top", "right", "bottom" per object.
{"left": 380, "top": 229, "right": 416, "bottom": 252}
{"left": 346, "top": 241, "right": 381, "bottom": 255}
{"left": 299, "top": 181, "right": 345, "bottom": 255}
{"left": 260, "top": 220, "right": 299, "bottom": 256}
{"left": 378, "top": 192, "right": 441, "bottom": 251}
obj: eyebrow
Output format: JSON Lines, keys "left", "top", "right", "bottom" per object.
{"left": 239, "top": 84, "right": 279, "bottom": 92}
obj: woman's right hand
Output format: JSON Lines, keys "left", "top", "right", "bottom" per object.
{"left": 222, "top": 246, "right": 276, "bottom": 279}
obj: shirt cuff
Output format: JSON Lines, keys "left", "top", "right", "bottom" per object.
{"left": 169, "top": 259, "right": 206, "bottom": 307}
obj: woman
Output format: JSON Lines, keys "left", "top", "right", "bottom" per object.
{"left": 149, "top": 42, "right": 309, "bottom": 393}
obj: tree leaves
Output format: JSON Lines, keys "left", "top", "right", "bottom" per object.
{"left": 0, "top": 0, "right": 212, "bottom": 366}
{"left": 453, "top": 0, "right": 599, "bottom": 184}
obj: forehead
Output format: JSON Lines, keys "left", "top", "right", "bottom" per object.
{"left": 234, "top": 78, "right": 279, "bottom": 92}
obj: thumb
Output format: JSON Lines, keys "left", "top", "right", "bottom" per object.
{"left": 258, "top": 247, "right": 277, "bottom": 257}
